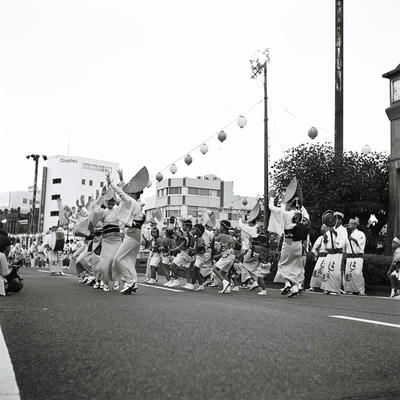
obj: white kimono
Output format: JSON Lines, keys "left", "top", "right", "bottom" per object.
{"left": 344, "top": 229, "right": 366, "bottom": 293}
{"left": 320, "top": 226, "right": 346, "bottom": 293}
{"left": 269, "top": 199, "right": 306, "bottom": 286}
{"left": 110, "top": 182, "right": 144, "bottom": 286}
{"left": 310, "top": 235, "right": 327, "bottom": 289}
{"left": 238, "top": 218, "right": 258, "bottom": 250}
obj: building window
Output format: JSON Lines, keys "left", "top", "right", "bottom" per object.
{"left": 228, "top": 213, "right": 239, "bottom": 221}
{"left": 188, "top": 187, "right": 215, "bottom": 196}
{"left": 198, "top": 188, "right": 209, "bottom": 196}
{"left": 51, "top": 194, "right": 60, "bottom": 200}
{"left": 82, "top": 179, "right": 86, "bottom": 185}
{"left": 90, "top": 164, "right": 97, "bottom": 170}
{"left": 89, "top": 180, "right": 93, "bottom": 186}
{"left": 22, "top": 198, "right": 28, "bottom": 204}
{"left": 168, "top": 187, "right": 181, "bottom": 195}
{"left": 52, "top": 178, "right": 62, "bottom": 184}
{"left": 82, "top": 163, "right": 90, "bottom": 169}
{"left": 166, "top": 210, "right": 181, "bottom": 217}
{"left": 100, "top": 182, "right": 104, "bottom": 188}
{"left": 97, "top": 165, "right": 104, "bottom": 172}
{"left": 188, "top": 207, "right": 198, "bottom": 218}
{"left": 50, "top": 211, "right": 59, "bottom": 217}
{"left": 209, "top": 190, "right": 220, "bottom": 197}
{"left": 104, "top": 167, "right": 112, "bottom": 173}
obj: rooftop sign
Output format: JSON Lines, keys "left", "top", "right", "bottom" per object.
{"left": 60, "top": 158, "right": 78, "bottom": 164}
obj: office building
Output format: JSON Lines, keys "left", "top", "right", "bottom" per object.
{"left": 144, "top": 174, "right": 258, "bottom": 227}
{"left": 40, "top": 155, "right": 119, "bottom": 232}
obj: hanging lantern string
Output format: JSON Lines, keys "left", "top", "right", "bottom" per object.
{"left": 151, "top": 98, "right": 263, "bottom": 178}
{"left": 272, "top": 99, "right": 332, "bottom": 135}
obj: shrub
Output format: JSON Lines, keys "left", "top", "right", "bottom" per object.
{"left": 363, "top": 254, "right": 392, "bottom": 286}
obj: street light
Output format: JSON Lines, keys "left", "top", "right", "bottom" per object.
{"left": 250, "top": 48, "right": 270, "bottom": 237}
{"left": 26, "top": 154, "right": 47, "bottom": 234}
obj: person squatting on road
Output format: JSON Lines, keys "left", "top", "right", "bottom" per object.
{"left": 387, "top": 236, "right": 400, "bottom": 298}
{"left": 0, "top": 233, "right": 23, "bottom": 296}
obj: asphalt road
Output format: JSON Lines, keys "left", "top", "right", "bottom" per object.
{"left": 1, "top": 267, "right": 400, "bottom": 400}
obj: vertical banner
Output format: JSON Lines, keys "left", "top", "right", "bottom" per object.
{"left": 344, "top": 258, "right": 364, "bottom": 293}
{"left": 310, "top": 256, "right": 327, "bottom": 289}
{"left": 321, "top": 253, "right": 343, "bottom": 293}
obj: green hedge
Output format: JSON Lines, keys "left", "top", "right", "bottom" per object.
{"left": 363, "top": 254, "right": 392, "bottom": 286}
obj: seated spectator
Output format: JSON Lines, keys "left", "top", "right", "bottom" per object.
{"left": 0, "top": 235, "right": 23, "bottom": 295}
{"left": 387, "top": 236, "right": 400, "bottom": 298}
{"left": 0, "top": 235, "right": 11, "bottom": 295}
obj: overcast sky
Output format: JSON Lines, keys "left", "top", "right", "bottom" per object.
{"left": 1, "top": 0, "right": 399, "bottom": 198}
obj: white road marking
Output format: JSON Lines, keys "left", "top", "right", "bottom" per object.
{"left": 0, "top": 326, "right": 20, "bottom": 400}
{"left": 36, "top": 270, "right": 74, "bottom": 277}
{"left": 329, "top": 315, "right": 400, "bottom": 329}
{"left": 138, "top": 283, "right": 184, "bottom": 293}
{"left": 307, "top": 290, "right": 392, "bottom": 300}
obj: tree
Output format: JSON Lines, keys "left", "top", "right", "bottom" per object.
{"left": 270, "top": 143, "right": 389, "bottom": 252}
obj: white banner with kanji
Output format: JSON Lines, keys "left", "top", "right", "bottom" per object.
{"left": 344, "top": 257, "right": 364, "bottom": 293}
{"left": 320, "top": 253, "right": 343, "bottom": 293}
{"left": 310, "top": 256, "right": 327, "bottom": 289}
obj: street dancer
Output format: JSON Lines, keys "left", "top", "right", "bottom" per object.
{"left": 320, "top": 211, "right": 347, "bottom": 295}
{"left": 212, "top": 220, "right": 235, "bottom": 294}
{"left": 109, "top": 167, "right": 149, "bottom": 295}
{"left": 189, "top": 223, "right": 211, "bottom": 291}
{"left": 309, "top": 224, "right": 328, "bottom": 291}
{"left": 270, "top": 177, "right": 309, "bottom": 298}
{"left": 167, "top": 219, "right": 193, "bottom": 288}
{"left": 147, "top": 227, "right": 162, "bottom": 284}
{"left": 160, "top": 228, "right": 176, "bottom": 286}
{"left": 90, "top": 186, "right": 122, "bottom": 292}
{"left": 343, "top": 217, "right": 366, "bottom": 295}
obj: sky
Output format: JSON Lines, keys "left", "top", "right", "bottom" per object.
{"left": 0, "top": 0, "right": 399, "bottom": 199}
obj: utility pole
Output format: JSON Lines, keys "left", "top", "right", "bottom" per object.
{"left": 263, "top": 61, "right": 269, "bottom": 232}
{"left": 26, "top": 154, "right": 47, "bottom": 234}
{"left": 32, "top": 156, "right": 39, "bottom": 234}
{"left": 335, "top": 0, "right": 344, "bottom": 158}
{"left": 251, "top": 49, "right": 270, "bottom": 236}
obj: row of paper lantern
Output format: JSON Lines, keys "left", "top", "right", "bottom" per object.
{"left": 154, "top": 119, "right": 372, "bottom": 184}
{"left": 154, "top": 116, "right": 248, "bottom": 182}
{"left": 307, "top": 126, "right": 372, "bottom": 155}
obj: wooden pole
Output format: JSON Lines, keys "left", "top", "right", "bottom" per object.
{"left": 334, "top": 0, "right": 344, "bottom": 159}
{"left": 264, "top": 61, "right": 270, "bottom": 239}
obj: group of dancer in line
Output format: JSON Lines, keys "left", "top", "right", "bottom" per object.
{"left": 50, "top": 169, "right": 370, "bottom": 298}
{"left": 1, "top": 167, "right": 376, "bottom": 297}
{"left": 69, "top": 166, "right": 274, "bottom": 296}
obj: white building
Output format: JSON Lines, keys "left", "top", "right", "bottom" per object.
{"left": 40, "top": 155, "right": 119, "bottom": 232}
{"left": 144, "top": 174, "right": 258, "bottom": 227}
{"left": 0, "top": 190, "right": 41, "bottom": 213}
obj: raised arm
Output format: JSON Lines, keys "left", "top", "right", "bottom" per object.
{"left": 110, "top": 180, "right": 133, "bottom": 204}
